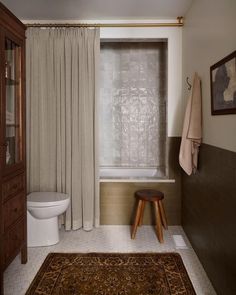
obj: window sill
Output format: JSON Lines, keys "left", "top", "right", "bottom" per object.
{"left": 99, "top": 177, "right": 175, "bottom": 183}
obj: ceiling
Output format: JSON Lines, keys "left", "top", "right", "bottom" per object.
{"left": 2, "top": 0, "right": 193, "bottom": 20}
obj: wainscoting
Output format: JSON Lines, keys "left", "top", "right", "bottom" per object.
{"left": 100, "top": 137, "right": 181, "bottom": 225}
{"left": 182, "top": 143, "right": 236, "bottom": 295}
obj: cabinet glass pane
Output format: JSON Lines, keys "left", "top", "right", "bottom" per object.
{"left": 5, "top": 38, "right": 22, "bottom": 166}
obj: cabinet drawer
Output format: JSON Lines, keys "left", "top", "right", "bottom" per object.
{"left": 3, "top": 193, "right": 25, "bottom": 231}
{"left": 2, "top": 173, "right": 25, "bottom": 202}
{"left": 4, "top": 218, "right": 25, "bottom": 266}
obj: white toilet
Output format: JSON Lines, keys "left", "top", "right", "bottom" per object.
{"left": 27, "top": 192, "right": 70, "bottom": 247}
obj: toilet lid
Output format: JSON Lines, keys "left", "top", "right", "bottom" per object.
{"left": 27, "top": 192, "right": 70, "bottom": 207}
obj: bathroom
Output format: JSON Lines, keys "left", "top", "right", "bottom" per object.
{"left": 0, "top": 0, "right": 235, "bottom": 294}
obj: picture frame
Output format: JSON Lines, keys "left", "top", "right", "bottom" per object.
{"left": 210, "top": 50, "right": 236, "bottom": 115}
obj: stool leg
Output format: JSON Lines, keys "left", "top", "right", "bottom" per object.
{"left": 159, "top": 200, "right": 168, "bottom": 230}
{"left": 154, "top": 201, "right": 163, "bottom": 243}
{"left": 138, "top": 201, "right": 145, "bottom": 226}
{"left": 131, "top": 200, "right": 143, "bottom": 239}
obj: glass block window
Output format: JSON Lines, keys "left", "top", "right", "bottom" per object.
{"left": 99, "top": 42, "right": 167, "bottom": 175}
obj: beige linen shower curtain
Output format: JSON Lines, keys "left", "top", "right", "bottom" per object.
{"left": 26, "top": 27, "right": 100, "bottom": 231}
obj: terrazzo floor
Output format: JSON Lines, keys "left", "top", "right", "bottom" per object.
{"left": 4, "top": 226, "right": 216, "bottom": 295}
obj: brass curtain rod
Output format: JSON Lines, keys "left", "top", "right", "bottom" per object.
{"left": 25, "top": 17, "right": 184, "bottom": 28}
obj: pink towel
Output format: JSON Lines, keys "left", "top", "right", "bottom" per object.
{"left": 179, "top": 73, "right": 202, "bottom": 175}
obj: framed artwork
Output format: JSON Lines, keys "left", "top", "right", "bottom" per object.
{"left": 210, "top": 50, "right": 236, "bottom": 115}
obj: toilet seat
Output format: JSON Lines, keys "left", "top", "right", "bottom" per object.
{"left": 27, "top": 192, "right": 69, "bottom": 208}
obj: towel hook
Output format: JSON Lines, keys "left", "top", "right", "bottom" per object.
{"left": 186, "top": 77, "right": 192, "bottom": 90}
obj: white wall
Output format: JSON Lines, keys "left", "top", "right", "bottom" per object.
{"left": 101, "top": 25, "right": 183, "bottom": 137}
{"left": 183, "top": 0, "right": 236, "bottom": 152}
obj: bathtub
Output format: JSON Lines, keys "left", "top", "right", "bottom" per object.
{"left": 100, "top": 167, "right": 166, "bottom": 178}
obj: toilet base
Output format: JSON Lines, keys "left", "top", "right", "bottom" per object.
{"left": 27, "top": 211, "right": 59, "bottom": 247}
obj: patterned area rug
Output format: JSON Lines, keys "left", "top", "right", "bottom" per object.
{"left": 26, "top": 253, "right": 196, "bottom": 295}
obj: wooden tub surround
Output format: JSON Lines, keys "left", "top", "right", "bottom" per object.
{"left": 131, "top": 189, "right": 168, "bottom": 243}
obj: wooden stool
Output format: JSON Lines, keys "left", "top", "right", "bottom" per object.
{"left": 131, "top": 189, "right": 168, "bottom": 243}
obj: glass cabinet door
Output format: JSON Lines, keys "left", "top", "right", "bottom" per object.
{"left": 4, "top": 37, "right": 23, "bottom": 167}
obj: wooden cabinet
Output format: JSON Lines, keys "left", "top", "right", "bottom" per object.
{"left": 0, "top": 3, "right": 27, "bottom": 294}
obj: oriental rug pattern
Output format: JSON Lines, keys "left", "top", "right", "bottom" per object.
{"left": 26, "top": 252, "right": 196, "bottom": 295}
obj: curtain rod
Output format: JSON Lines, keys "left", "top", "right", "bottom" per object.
{"left": 25, "top": 17, "right": 184, "bottom": 28}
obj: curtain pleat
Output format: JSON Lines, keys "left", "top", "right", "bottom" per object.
{"left": 26, "top": 27, "right": 100, "bottom": 231}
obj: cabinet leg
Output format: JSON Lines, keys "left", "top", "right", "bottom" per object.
{"left": 0, "top": 270, "right": 3, "bottom": 295}
{"left": 21, "top": 244, "right": 27, "bottom": 264}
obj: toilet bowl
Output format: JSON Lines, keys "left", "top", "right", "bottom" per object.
{"left": 27, "top": 192, "right": 70, "bottom": 247}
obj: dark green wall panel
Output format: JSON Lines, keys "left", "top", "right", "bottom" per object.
{"left": 182, "top": 143, "right": 236, "bottom": 295}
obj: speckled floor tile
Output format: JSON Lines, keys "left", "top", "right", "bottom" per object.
{"left": 3, "top": 226, "right": 216, "bottom": 295}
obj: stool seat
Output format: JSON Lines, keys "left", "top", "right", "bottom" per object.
{"left": 131, "top": 189, "right": 168, "bottom": 243}
{"left": 135, "top": 189, "right": 164, "bottom": 201}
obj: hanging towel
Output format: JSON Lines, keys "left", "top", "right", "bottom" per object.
{"left": 179, "top": 73, "right": 202, "bottom": 175}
